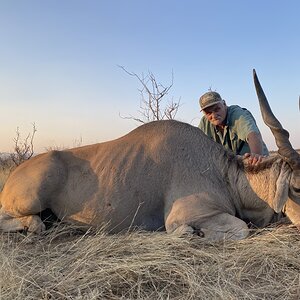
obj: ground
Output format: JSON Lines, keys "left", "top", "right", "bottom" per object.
{"left": 0, "top": 222, "right": 299, "bottom": 299}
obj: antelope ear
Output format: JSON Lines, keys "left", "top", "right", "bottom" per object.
{"left": 273, "top": 162, "right": 291, "bottom": 213}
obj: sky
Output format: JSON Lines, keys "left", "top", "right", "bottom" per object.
{"left": 0, "top": 0, "right": 299, "bottom": 153}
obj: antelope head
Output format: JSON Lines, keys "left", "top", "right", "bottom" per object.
{"left": 253, "top": 70, "right": 300, "bottom": 228}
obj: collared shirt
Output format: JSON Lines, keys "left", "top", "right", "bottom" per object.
{"left": 198, "top": 105, "right": 269, "bottom": 155}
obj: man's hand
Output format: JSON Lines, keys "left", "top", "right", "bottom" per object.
{"left": 243, "top": 153, "right": 265, "bottom": 166}
{"left": 245, "top": 131, "right": 267, "bottom": 165}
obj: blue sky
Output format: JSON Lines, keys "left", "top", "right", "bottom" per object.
{"left": 0, "top": 0, "right": 299, "bottom": 153}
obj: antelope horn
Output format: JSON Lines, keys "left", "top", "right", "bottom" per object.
{"left": 253, "top": 69, "right": 300, "bottom": 170}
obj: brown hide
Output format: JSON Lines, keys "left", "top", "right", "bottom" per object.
{"left": 1, "top": 120, "right": 298, "bottom": 240}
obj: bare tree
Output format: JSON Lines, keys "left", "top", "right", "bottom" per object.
{"left": 10, "top": 123, "right": 37, "bottom": 166}
{"left": 119, "top": 66, "right": 180, "bottom": 123}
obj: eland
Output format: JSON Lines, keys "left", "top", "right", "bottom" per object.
{"left": 0, "top": 70, "right": 299, "bottom": 241}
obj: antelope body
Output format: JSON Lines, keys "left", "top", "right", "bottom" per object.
{"left": 0, "top": 70, "right": 299, "bottom": 241}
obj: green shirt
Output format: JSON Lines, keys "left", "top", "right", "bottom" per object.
{"left": 199, "top": 105, "right": 269, "bottom": 155}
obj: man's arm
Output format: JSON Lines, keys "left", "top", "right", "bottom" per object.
{"left": 247, "top": 131, "right": 264, "bottom": 154}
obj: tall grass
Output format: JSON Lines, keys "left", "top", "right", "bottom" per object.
{"left": 0, "top": 224, "right": 299, "bottom": 299}
{"left": 0, "top": 165, "right": 13, "bottom": 192}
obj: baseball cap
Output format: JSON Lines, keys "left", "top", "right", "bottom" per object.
{"left": 199, "top": 91, "right": 223, "bottom": 111}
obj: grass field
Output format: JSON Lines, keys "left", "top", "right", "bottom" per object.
{"left": 0, "top": 223, "right": 299, "bottom": 299}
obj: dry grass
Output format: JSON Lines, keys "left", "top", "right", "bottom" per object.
{"left": 0, "top": 156, "right": 15, "bottom": 191}
{"left": 0, "top": 223, "right": 299, "bottom": 300}
{"left": 0, "top": 167, "right": 12, "bottom": 192}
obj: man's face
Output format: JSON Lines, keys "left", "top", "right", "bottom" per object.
{"left": 203, "top": 101, "right": 227, "bottom": 127}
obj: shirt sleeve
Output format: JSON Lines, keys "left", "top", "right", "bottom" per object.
{"left": 231, "top": 107, "right": 260, "bottom": 142}
{"left": 198, "top": 117, "right": 206, "bottom": 132}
